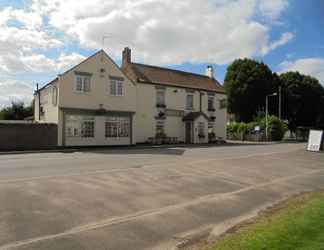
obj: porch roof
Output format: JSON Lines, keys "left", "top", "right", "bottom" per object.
{"left": 182, "top": 112, "right": 209, "bottom": 122}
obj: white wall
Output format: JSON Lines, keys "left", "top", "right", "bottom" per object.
{"left": 64, "top": 114, "right": 133, "bottom": 146}
{"left": 58, "top": 51, "right": 136, "bottom": 113}
{"left": 135, "top": 82, "right": 227, "bottom": 143}
{"left": 34, "top": 83, "right": 59, "bottom": 123}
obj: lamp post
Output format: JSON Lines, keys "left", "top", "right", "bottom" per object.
{"left": 266, "top": 93, "right": 278, "bottom": 141}
{"left": 278, "top": 86, "right": 282, "bottom": 120}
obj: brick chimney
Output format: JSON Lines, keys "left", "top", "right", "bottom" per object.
{"left": 206, "top": 65, "right": 214, "bottom": 79}
{"left": 122, "top": 47, "right": 131, "bottom": 68}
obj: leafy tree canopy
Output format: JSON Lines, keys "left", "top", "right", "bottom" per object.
{"left": 280, "top": 71, "right": 324, "bottom": 131}
{"left": 224, "top": 58, "right": 278, "bottom": 122}
{"left": 0, "top": 101, "right": 34, "bottom": 120}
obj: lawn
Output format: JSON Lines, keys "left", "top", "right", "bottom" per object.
{"left": 206, "top": 192, "right": 324, "bottom": 250}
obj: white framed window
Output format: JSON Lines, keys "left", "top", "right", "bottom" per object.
{"left": 208, "top": 95, "right": 214, "bottom": 110}
{"left": 105, "top": 116, "right": 130, "bottom": 138}
{"left": 156, "top": 89, "right": 165, "bottom": 106}
{"left": 76, "top": 75, "right": 91, "bottom": 93}
{"left": 81, "top": 118, "right": 95, "bottom": 138}
{"left": 186, "top": 94, "right": 194, "bottom": 110}
{"left": 198, "top": 122, "right": 205, "bottom": 135}
{"left": 110, "top": 79, "right": 123, "bottom": 96}
{"left": 66, "top": 115, "right": 95, "bottom": 138}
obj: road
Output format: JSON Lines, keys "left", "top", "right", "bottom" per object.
{"left": 0, "top": 143, "right": 323, "bottom": 250}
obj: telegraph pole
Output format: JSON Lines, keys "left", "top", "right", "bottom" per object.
{"left": 279, "top": 86, "right": 282, "bottom": 120}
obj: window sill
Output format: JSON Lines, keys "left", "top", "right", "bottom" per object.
{"left": 109, "top": 94, "right": 124, "bottom": 97}
{"left": 156, "top": 104, "right": 166, "bottom": 108}
{"left": 74, "top": 91, "right": 91, "bottom": 95}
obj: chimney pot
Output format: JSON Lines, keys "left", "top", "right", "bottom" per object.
{"left": 122, "top": 47, "right": 131, "bottom": 68}
{"left": 206, "top": 65, "right": 214, "bottom": 79}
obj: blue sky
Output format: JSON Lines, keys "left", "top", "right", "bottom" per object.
{"left": 0, "top": 0, "right": 324, "bottom": 107}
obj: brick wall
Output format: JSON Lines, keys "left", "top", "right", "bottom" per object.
{"left": 0, "top": 123, "right": 57, "bottom": 151}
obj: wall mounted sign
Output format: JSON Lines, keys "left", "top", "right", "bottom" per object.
{"left": 307, "top": 130, "right": 323, "bottom": 152}
{"left": 165, "top": 109, "right": 185, "bottom": 117}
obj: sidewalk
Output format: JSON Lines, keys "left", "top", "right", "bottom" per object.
{"left": 0, "top": 141, "right": 302, "bottom": 156}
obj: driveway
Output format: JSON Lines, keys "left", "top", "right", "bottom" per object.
{"left": 0, "top": 143, "right": 323, "bottom": 250}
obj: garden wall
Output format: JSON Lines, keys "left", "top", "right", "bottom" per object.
{"left": 0, "top": 122, "right": 57, "bottom": 151}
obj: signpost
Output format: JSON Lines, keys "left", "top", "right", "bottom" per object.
{"left": 307, "top": 130, "right": 323, "bottom": 152}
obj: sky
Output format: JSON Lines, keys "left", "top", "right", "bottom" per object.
{"left": 0, "top": 0, "right": 324, "bottom": 107}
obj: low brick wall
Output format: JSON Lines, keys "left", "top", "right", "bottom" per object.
{"left": 0, "top": 123, "right": 57, "bottom": 151}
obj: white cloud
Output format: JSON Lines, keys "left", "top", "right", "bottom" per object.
{"left": 279, "top": 58, "right": 324, "bottom": 86}
{"left": 0, "top": 6, "right": 86, "bottom": 75}
{"left": 0, "top": 80, "right": 34, "bottom": 108}
{"left": 0, "top": 0, "right": 292, "bottom": 106}
{"left": 29, "top": 0, "right": 291, "bottom": 65}
{"left": 21, "top": 52, "right": 86, "bottom": 73}
{"left": 258, "top": 0, "right": 289, "bottom": 20}
{"left": 262, "top": 32, "right": 294, "bottom": 55}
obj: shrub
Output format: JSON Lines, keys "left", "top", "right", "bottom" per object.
{"left": 261, "top": 115, "right": 288, "bottom": 141}
{"left": 227, "top": 116, "right": 287, "bottom": 141}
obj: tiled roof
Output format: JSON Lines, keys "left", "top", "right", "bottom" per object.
{"left": 123, "top": 63, "right": 225, "bottom": 93}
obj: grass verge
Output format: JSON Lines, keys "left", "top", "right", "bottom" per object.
{"left": 206, "top": 192, "right": 324, "bottom": 250}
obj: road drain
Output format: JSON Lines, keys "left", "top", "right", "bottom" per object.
{"left": 132, "top": 165, "right": 144, "bottom": 169}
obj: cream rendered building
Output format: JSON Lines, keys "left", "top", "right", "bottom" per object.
{"left": 34, "top": 50, "right": 137, "bottom": 146}
{"left": 35, "top": 48, "right": 227, "bottom": 146}
{"left": 122, "top": 48, "right": 227, "bottom": 144}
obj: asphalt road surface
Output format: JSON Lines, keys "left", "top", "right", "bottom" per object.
{"left": 0, "top": 143, "right": 323, "bottom": 250}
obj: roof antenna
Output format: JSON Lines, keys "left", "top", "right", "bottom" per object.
{"left": 101, "top": 35, "right": 112, "bottom": 62}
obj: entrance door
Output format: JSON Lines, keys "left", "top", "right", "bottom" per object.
{"left": 185, "top": 122, "right": 192, "bottom": 144}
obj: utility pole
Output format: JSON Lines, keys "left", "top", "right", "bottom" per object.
{"left": 266, "top": 93, "right": 278, "bottom": 141}
{"left": 279, "top": 86, "right": 282, "bottom": 120}
{"left": 266, "top": 95, "right": 268, "bottom": 140}
{"left": 36, "top": 83, "right": 40, "bottom": 121}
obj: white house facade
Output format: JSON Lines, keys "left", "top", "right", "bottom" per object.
{"left": 34, "top": 48, "right": 227, "bottom": 146}
{"left": 35, "top": 50, "right": 137, "bottom": 146}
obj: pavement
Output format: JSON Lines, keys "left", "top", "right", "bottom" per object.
{"left": 0, "top": 143, "right": 323, "bottom": 250}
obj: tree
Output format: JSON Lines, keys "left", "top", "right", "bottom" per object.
{"left": 224, "top": 58, "right": 278, "bottom": 122}
{"left": 280, "top": 72, "right": 324, "bottom": 132}
{"left": 0, "top": 101, "right": 34, "bottom": 120}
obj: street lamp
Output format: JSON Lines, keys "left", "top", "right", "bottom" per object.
{"left": 266, "top": 92, "right": 278, "bottom": 141}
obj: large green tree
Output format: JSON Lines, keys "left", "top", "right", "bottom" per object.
{"left": 280, "top": 72, "right": 324, "bottom": 132}
{"left": 224, "top": 58, "right": 278, "bottom": 122}
{"left": 0, "top": 101, "right": 34, "bottom": 120}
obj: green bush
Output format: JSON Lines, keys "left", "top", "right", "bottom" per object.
{"left": 227, "top": 116, "right": 287, "bottom": 141}
{"left": 260, "top": 115, "right": 288, "bottom": 141}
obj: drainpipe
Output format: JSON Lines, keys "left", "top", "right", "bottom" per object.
{"left": 37, "top": 83, "right": 41, "bottom": 121}
{"left": 199, "top": 92, "right": 202, "bottom": 112}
